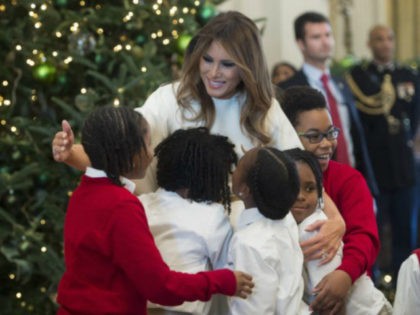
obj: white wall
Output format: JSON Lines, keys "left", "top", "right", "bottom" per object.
{"left": 217, "top": 0, "right": 387, "bottom": 71}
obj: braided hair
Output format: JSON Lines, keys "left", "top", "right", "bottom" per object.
{"left": 82, "top": 106, "right": 148, "bottom": 186}
{"left": 284, "top": 148, "right": 323, "bottom": 200}
{"left": 246, "top": 147, "right": 299, "bottom": 220}
{"left": 155, "top": 127, "right": 237, "bottom": 212}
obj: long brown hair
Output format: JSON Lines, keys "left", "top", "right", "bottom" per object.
{"left": 176, "top": 11, "right": 273, "bottom": 144}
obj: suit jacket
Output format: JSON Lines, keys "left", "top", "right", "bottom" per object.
{"left": 278, "top": 70, "right": 379, "bottom": 196}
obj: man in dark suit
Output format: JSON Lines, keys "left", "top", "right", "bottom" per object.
{"left": 347, "top": 25, "right": 420, "bottom": 280}
{"left": 278, "top": 11, "right": 378, "bottom": 197}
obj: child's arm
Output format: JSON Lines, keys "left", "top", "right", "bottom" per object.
{"left": 310, "top": 269, "right": 351, "bottom": 314}
{"left": 300, "top": 192, "right": 345, "bottom": 264}
{"left": 112, "top": 199, "right": 253, "bottom": 304}
{"left": 52, "top": 120, "right": 90, "bottom": 171}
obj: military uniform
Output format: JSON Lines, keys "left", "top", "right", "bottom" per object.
{"left": 347, "top": 61, "right": 420, "bottom": 277}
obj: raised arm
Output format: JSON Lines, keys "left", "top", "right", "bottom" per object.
{"left": 52, "top": 120, "right": 91, "bottom": 171}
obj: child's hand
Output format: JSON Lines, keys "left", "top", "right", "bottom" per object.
{"left": 310, "top": 270, "right": 351, "bottom": 314}
{"left": 233, "top": 271, "right": 254, "bottom": 299}
{"left": 52, "top": 120, "right": 74, "bottom": 162}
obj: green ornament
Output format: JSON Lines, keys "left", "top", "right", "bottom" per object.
{"left": 57, "top": 73, "right": 68, "bottom": 86}
{"left": 95, "top": 53, "right": 104, "bottom": 64}
{"left": 38, "top": 173, "right": 49, "bottom": 185}
{"left": 176, "top": 34, "right": 192, "bottom": 54}
{"left": 32, "top": 63, "right": 57, "bottom": 84}
{"left": 54, "top": 0, "right": 68, "bottom": 7}
{"left": 136, "top": 34, "right": 147, "bottom": 45}
{"left": 198, "top": 3, "right": 217, "bottom": 25}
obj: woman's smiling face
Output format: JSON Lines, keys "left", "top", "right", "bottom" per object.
{"left": 199, "top": 40, "right": 242, "bottom": 99}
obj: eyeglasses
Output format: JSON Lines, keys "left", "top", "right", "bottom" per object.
{"left": 297, "top": 127, "right": 340, "bottom": 144}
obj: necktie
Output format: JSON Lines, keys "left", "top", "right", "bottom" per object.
{"left": 320, "top": 73, "right": 351, "bottom": 165}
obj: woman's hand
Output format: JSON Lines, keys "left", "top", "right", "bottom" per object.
{"left": 300, "top": 193, "right": 345, "bottom": 264}
{"left": 310, "top": 270, "right": 351, "bottom": 314}
{"left": 52, "top": 120, "right": 74, "bottom": 162}
{"left": 233, "top": 271, "right": 254, "bottom": 299}
{"left": 51, "top": 120, "right": 90, "bottom": 171}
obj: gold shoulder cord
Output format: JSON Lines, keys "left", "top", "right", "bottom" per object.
{"left": 345, "top": 73, "right": 396, "bottom": 116}
{"left": 346, "top": 73, "right": 400, "bottom": 134}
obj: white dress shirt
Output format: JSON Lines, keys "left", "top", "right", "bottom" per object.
{"left": 135, "top": 82, "right": 303, "bottom": 193}
{"left": 302, "top": 63, "right": 355, "bottom": 166}
{"left": 140, "top": 188, "right": 233, "bottom": 315}
{"left": 227, "top": 208, "right": 310, "bottom": 315}
{"left": 393, "top": 253, "right": 420, "bottom": 315}
{"left": 299, "top": 209, "right": 392, "bottom": 314}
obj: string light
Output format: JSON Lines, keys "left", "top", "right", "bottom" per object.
{"left": 15, "top": 45, "right": 22, "bottom": 51}
{"left": 9, "top": 273, "right": 15, "bottom": 280}
{"left": 16, "top": 292, "right": 22, "bottom": 299}
{"left": 70, "top": 22, "right": 79, "bottom": 33}
{"left": 40, "top": 246, "right": 47, "bottom": 253}
{"left": 2, "top": 81, "right": 8, "bottom": 87}
{"left": 80, "top": 88, "right": 87, "bottom": 94}
{"left": 113, "top": 98, "right": 120, "bottom": 106}
{"left": 64, "top": 56, "right": 73, "bottom": 64}
{"left": 55, "top": 31, "right": 62, "bottom": 38}
{"left": 113, "top": 44, "right": 123, "bottom": 52}
{"left": 141, "top": 66, "right": 147, "bottom": 72}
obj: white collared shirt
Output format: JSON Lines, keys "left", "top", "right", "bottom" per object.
{"left": 227, "top": 209, "right": 310, "bottom": 315}
{"left": 393, "top": 253, "right": 420, "bottom": 315}
{"left": 140, "top": 188, "right": 233, "bottom": 315}
{"left": 85, "top": 167, "right": 136, "bottom": 193}
{"left": 302, "top": 63, "right": 355, "bottom": 166}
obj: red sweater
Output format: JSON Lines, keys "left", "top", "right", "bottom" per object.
{"left": 57, "top": 176, "right": 236, "bottom": 315}
{"left": 323, "top": 161, "right": 380, "bottom": 283}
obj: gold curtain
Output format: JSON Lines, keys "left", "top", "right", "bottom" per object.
{"left": 391, "top": 0, "right": 420, "bottom": 62}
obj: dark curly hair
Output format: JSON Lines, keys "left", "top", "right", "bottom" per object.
{"left": 154, "top": 127, "right": 237, "bottom": 212}
{"left": 280, "top": 86, "right": 327, "bottom": 127}
{"left": 82, "top": 106, "right": 148, "bottom": 186}
{"left": 247, "top": 147, "right": 299, "bottom": 220}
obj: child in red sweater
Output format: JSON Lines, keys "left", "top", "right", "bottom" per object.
{"left": 56, "top": 106, "right": 253, "bottom": 315}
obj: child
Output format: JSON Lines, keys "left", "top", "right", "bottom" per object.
{"left": 227, "top": 147, "right": 310, "bottom": 314}
{"left": 56, "top": 106, "right": 254, "bottom": 315}
{"left": 393, "top": 249, "right": 420, "bottom": 314}
{"left": 140, "top": 127, "right": 237, "bottom": 315}
{"left": 286, "top": 148, "right": 392, "bottom": 315}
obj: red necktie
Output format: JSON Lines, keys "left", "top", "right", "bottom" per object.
{"left": 320, "top": 73, "right": 351, "bottom": 165}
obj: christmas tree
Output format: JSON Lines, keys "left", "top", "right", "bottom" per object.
{"left": 0, "top": 1, "right": 222, "bottom": 313}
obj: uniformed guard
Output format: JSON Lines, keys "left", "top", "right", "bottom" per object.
{"left": 347, "top": 25, "right": 420, "bottom": 284}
